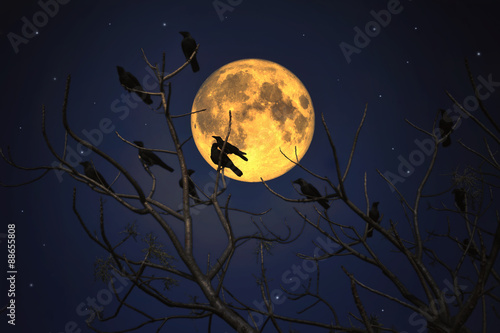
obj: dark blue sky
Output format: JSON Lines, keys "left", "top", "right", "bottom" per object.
{"left": 1, "top": 1, "right": 500, "bottom": 332}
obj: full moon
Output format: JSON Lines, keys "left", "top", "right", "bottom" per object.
{"left": 191, "top": 59, "right": 314, "bottom": 182}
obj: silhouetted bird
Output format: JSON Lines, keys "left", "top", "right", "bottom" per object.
{"left": 179, "top": 31, "right": 199, "bottom": 72}
{"left": 439, "top": 108, "right": 453, "bottom": 147}
{"left": 79, "top": 161, "right": 114, "bottom": 193}
{"left": 461, "top": 238, "right": 480, "bottom": 258}
{"left": 367, "top": 202, "right": 380, "bottom": 237}
{"left": 116, "top": 66, "right": 153, "bottom": 105}
{"left": 210, "top": 143, "right": 242, "bottom": 177}
{"left": 292, "top": 178, "right": 329, "bottom": 210}
{"left": 452, "top": 188, "right": 466, "bottom": 212}
{"left": 212, "top": 136, "right": 248, "bottom": 161}
{"left": 134, "top": 141, "right": 174, "bottom": 172}
{"left": 178, "top": 169, "right": 201, "bottom": 203}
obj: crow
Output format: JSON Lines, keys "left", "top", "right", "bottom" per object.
{"left": 367, "top": 202, "right": 380, "bottom": 238}
{"left": 134, "top": 141, "right": 174, "bottom": 172}
{"left": 116, "top": 66, "right": 153, "bottom": 105}
{"left": 452, "top": 188, "right": 466, "bottom": 212}
{"left": 292, "top": 178, "right": 329, "bottom": 210}
{"left": 461, "top": 238, "right": 480, "bottom": 258}
{"left": 79, "top": 161, "right": 114, "bottom": 193}
{"left": 439, "top": 108, "right": 453, "bottom": 147}
{"left": 212, "top": 136, "right": 248, "bottom": 161}
{"left": 179, "top": 31, "right": 199, "bottom": 73}
{"left": 178, "top": 169, "right": 202, "bottom": 203}
{"left": 210, "top": 143, "right": 242, "bottom": 177}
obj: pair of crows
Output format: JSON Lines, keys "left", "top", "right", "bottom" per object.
{"left": 210, "top": 136, "right": 247, "bottom": 177}
{"left": 78, "top": 141, "right": 200, "bottom": 202}
{"left": 116, "top": 31, "right": 199, "bottom": 106}
{"left": 78, "top": 141, "right": 175, "bottom": 194}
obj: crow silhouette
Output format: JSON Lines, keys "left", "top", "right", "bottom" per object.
{"left": 452, "top": 188, "right": 466, "bottom": 212}
{"left": 116, "top": 66, "right": 153, "bottom": 105}
{"left": 212, "top": 136, "right": 248, "bottom": 161}
{"left": 367, "top": 202, "right": 380, "bottom": 237}
{"left": 292, "top": 178, "right": 329, "bottom": 210}
{"left": 134, "top": 141, "right": 174, "bottom": 172}
{"left": 180, "top": 31, "right": 199, "bottom": 72}
{"left": 461, "top": 238, "right": 480, "bottom": 258}
{"left": 80, "top": 161, "right": 114, "bottom": 193}
{"left": 210, "top": 143, "right": 242, "bottom": 177}
{"left": 439, "top": 108, "right": 453, "bottom": 147}
{"left": 178, "top": 169, "right": 202, "bottom": 203}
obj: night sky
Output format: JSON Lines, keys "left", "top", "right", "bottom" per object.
{"left": 1, "top": 1, "right": 500, "bottom": 332}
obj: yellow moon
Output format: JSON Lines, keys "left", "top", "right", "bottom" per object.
{"left": 191, "top": 59, "right": 314, "bottom": 182}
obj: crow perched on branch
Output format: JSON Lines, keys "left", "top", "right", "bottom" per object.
{"left": 134, "top": 141, "right": 174, "bottom": 172}
{"left": 461, "top": 238, "right": 480, "bottom": 258}
{"left": 79, "top": 161, "right": 114, "bottom": 193}
{"left": 210, "top": 143, "right": 242, "bottom": 177}
{"left": 180, "top": 31, "right": 199, "bottom": 73}
{"left": 178, "top": 169, "right": 201, "bottom": 203}
{"left": 452, "top": 188, "right": 466, "bottom": 212}
{"left": 292, "top": 178, "right": 329, "bottom": 210}
{"left": 212, "top": 136, "right": 248, "bottom": 161}
{"left": 439, "top": 108, "right": 453, "bottom": 147}
{"left": 367, "top": 202, "right": 380, "bottom": 238}
{"left": 116, "top": 66, "right": 153, "bottom": 105}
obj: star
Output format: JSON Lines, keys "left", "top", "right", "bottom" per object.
{"left": 406, "top": 60, "right": 410, "bottom": 64}
{"left": 35, "top": 31, "right": 39, "bottom": 35}
{"left": 93, "top": 102, "right": 96, "bottom": 105}
{"left": 21, "top": 209, "right": 24, "bottom": 213}
{"left": 391, "top": 147, "right": 394, "bottom": 151}
{"left": 42, "top": 243, "right": 46, "bottom": 247}
{"left": 53, "top": 77, "right": 57, "bottom": 81}
{"left": 29, "top": 283, "right": 34, "bottom": 287}
{"left": 476, "top": 51, "right": 481, "bottom": 56}
{"left": 302, "top": 33, "right": 306, "bottom": 37}
{"left": 162, "top": 22, "right": 167, "bottom": 27}
{"left": 414, "top": 26, "right": 418, "bottom": 30}
{"left": 19, "top": 126, "right": 22, "bottom": 130}
{"left": 108, "top": 22, "right": 111, "bottom": 26}
{"left": 378, "top": 94, "right": 382, "bottom": 98}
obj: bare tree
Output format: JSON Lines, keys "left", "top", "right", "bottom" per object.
{"left": 261, "top": 59, "right": 500, "bottom": 332}
{"left": 1, "top": 35, "right": 498, "bottom": 333}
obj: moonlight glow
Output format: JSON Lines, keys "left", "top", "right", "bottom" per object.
{"left": 191, "top": 59, "right": 315, "bottom": 182}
